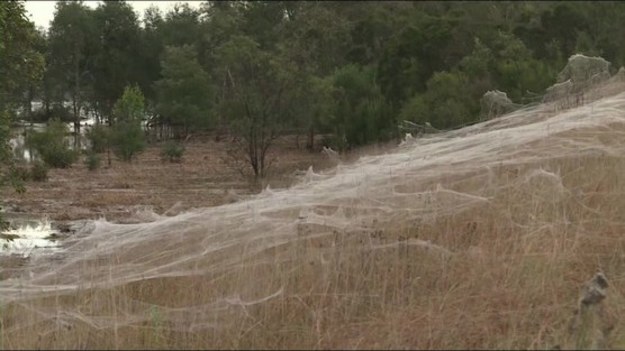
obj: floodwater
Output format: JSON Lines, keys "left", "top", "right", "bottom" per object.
{"left": 9, "top": 119, "right": 95, "bottom": 162}
{"left": 0, "top": 218, "right": 61, "bottom": 257}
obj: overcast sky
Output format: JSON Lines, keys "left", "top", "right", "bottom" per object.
{"left": 24, "top": 1, "right": 203, "bottom": 30}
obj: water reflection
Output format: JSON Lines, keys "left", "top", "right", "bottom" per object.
{"left": 1, "top": 219, "right": 61, "bottom": 257}
{"left": 9, "top": 119, "right": 94, "bottom": 162}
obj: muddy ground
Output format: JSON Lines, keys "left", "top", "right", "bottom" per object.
{"left": 1, "top": 136, "right": 336, "bottom": 223}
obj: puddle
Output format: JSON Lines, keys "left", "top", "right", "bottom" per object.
{"left": 0, "top": 219, "right": 62, "bottom": 257}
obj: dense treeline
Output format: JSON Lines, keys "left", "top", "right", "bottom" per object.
{"left": 3, "top": 1, "right": 625, "bottom": 176}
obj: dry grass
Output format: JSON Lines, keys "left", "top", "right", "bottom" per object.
{"left": 0, "top": 136, "right": 332, "bottom": 221}
{"left": 2, "top": 141, "right": 625, "bottom": 349}
{"left": 5, "top": 94, "right": 625, "bottom": 349}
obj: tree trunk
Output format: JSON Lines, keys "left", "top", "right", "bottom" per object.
{"left": 74, "top": 120, "right": 81, "bottom": 148}
{"left": 73, "top": 48, "right": 81, "bottom": 149}
{"left": 24, "top": 88, "right": 33, "bottom": 120}
{"left": 72, "top": 97, "right": 81, "bottom": 149}
{"left": 306, "top": 125, "right": 315, "bottom": 151}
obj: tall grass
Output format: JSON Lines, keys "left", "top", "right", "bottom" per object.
{"left": 2, "top": 149, "right": 625, "bottom": 349}
{"left": 4, "top": 88, "right": 625, "bottom": 349}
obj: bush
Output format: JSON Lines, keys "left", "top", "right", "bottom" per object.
{"left": 86, "top": 125, "right": 111, "bottom": 153}
{"left": 111, "top": 122, "right": 145, "bottom": 162}
{"left": 331, "top": 64, "right": 394, "bottom": 148}
{"left": 30, "top": 161, "right": 49, "bottom": 182}
{"left": 11, "top": 161, "right": 49, "bottom": 182}
{"left": 160, "top": 141, "right": 185, "bottom": 163}
{"left": 110, "top": 85, "right": 146, "bottom": 162}
{"left": 84, "top": 152, "right": 101, "bottom": 171}
{"left": 13, "top": 165, "right": 31, "bottom": 181}
{"left": 41, "top": 146, "right": 78, "bottom": 168}
{"left": 25, "top": 119, "right": 78, "bottom": 168}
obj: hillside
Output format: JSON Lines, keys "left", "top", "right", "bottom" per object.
{"left": 2, "top": 79, "right": 625, "bottom": 349}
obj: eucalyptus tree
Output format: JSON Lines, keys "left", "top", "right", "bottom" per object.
{"left": 47, "top": 0, "right": 96, "bottom": 145}
{"left": 0, "top": 0, "right": 44, "bottom": 222}
{"left": 91, "top": 0, "right": 142, "bottom": 124}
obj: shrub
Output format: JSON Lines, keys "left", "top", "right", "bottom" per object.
{"left": 30, "top": 161, "right": 49, "bottom": 181}
{"left": 111, "top": 122, "right": 145, "bottom": 162}
{"left": 86, "top": 125, "right": 111, "bottom": 153}
{"left": 41, "top": 146, "right": 78, "bottom": 168}
{"left": 110, "top": 85, "right": 146, "bottom": 162}
{"left": 13, "top": 165, "right": 31, "bottom": 181}
{"left": 160, "top": 141, "right": 185, "bottom": 163}
{"left": 25, "top": 119, "right": 78, "bottom": 168}
{"left": 84, "top": 152, "right": 101, "bottom": 171}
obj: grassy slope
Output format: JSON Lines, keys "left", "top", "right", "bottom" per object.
{"left": 4, "top": 85, "right": 625, "bottom": 349}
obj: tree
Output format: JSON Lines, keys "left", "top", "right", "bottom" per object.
{"left": 216, "top": 35, "right": 295, "bottom": 178}
{"left": 137, "top": 6, "right": 164, "bottom": 103}
{"left": 33, "top": 27, "right": 67, "bottom": 122}
{"left": 110, "top": 85, "right": 146, "bottom": 162}
{"left": 288, "top": 74, "right": 336, "bottom": 151}
{"left": 159, "top": 3, "right": 202, "bottom": 47}
{"left": 91, "top": 1, "right": 142, "bottom": 123}
{"left": 238, "top": 1, "right": 288, "bottom": 51}
{"left": 47, "top": 0, "right": 96, "bottom": 147}
{"left": 400, "top": 70, "right": 475, "bottom": 130}
{"left": 277, "top": 2, "right": 352, "bottom": 149}
{"left": 0, "top": 1, "right": 45, "bottom": 116}
{"left": 154, "top": 45, "right": 214, "bottom": 139}
{"left": 377, "top": 11, "right": 455, "bottom": 111}
{"left": 0, "top": 0, "right": 44, "bottom": 222}
{"left": 330, "top": 64, "right": 394, "bottom": 149}
{"left": 197, "top": 0, "right": 245, "bottom": 72}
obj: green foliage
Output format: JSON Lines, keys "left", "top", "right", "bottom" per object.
{"left": 0, "top": 2, "right": 41, "bottom": 224}
{"left": 155, "top": 45, "right": 213, "bottom": 138}
{"left": 12, "top": 165, "right": 31, "bottom": 182}
{"left": 331, "top": 64, "right": 394, "bottom": 148}
{"left": 401, "top": 70, "right": 476, "bottom": 130}
{"left": 0, "top": 1, "right": 45, "bottom": 112}
{"left": 30, "top": 161, "right": 49, "bottom": 182}
{"left": 25, "top": 119, "right": 78, "bottom": 168}
{"left": 84, "top": 152, "right": 101, "bottom": 171}
{"left": 216, "top": 35, "right": 295, "bottom": 177}
{"left": 86, "top": 124, "right": 111, "bottom": 153}
{"left": 160, "top": 4, "right": 201, "bottom": 47}
{"left": 0, "top": 112, "right": 12, "bottom": 168}
{"left": 111, "top": 85, "right": 146, "bottom": 162}
{"left": 91, "top": 1, "right": 143, "bottom": 121}
{"left": 111, "top": 122, "right": 145, "bottom": 162}
{"left": 47, "top": 1, "right": 96, "bottom": 126}
{"left": 18, "top": 0, "right": 625, "bottom": 155}
{"left": 160, "top": 141, "right": 185, "bottom": 163}
{"left": 0, "top": 112, "right": 25, "bottom": 198}
{"left": 113, "top": 85, "right": 145, "bottom": 124}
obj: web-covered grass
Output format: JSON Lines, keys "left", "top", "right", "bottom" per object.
{"left": 3, "top": 80, "right": 625, "bottom": 349}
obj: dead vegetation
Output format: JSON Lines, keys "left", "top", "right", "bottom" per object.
{"left": 4, "top": 91, "right": 625, "bottom": 349}
{"left": 1, "top": 136, "right": 333, "bottom": 222}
